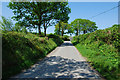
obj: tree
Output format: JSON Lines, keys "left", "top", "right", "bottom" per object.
{"left": 12, "top": 23, "right": 21, "bottom": 32}
{"left": 71, "top": 19, "right": 80, "bottom": 36}
{"left": 21, "top": 26, "right": 27, "bottom": 34}
{"left": 54, "top": 23, "right": 60, "bottom": 35}
{"left": 54, "top": 2, "right": 71, "bottom": 35}
{"left": 61, "top": 22, "right": 68, "bottom": 36}
{"left": 81, "top": 19, "right": 97, "bottom": 34}
{"left": 71, "top": 19, "right": 97, "bottom": 35}
{"left": 0, "top": 16, "right": 13, "bottom": 31}
{"left": 66, "top": 24, "right": 74, "bottom": 36}
{"left": 54, "top": 21, "right": 68, "bottom": 36}
{"left": 8, "top": 1, "right": 71, "bottom": 35}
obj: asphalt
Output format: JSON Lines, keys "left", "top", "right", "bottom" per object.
{"left": 11, "top": 41, "right": 102, "bottom": 79}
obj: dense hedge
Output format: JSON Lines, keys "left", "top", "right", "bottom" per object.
{"left": 72, "top": 24, "right": 120, "bottom": 80}
{"left": 2, "top": 31, "right": 63, "bottom": 79}
{"left": 47, "top": 33, "right": 64, "bottom": 46}
{"left": 62, "top": 35, "right": 70, "bottom": 41}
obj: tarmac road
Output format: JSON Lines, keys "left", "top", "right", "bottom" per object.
{"left": 11, "top": 41, "right": 102, "bottom": 79}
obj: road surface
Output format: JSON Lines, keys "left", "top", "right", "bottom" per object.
{"left": 11, "top": 41, "right": 102, "bottom": 79}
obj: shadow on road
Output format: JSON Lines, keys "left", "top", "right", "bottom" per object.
{"left": 60, "top": 42, "right": 74, "bottom": 47}
{"left": 11, "top": 56, "right": 101, "bottom": 79}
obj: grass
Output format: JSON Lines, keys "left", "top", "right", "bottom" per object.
{"left": 72, "top": 25, "right": 120, "bottom": 80}
{"left": 75, "top": 44, "right": 119, "bottom": 80}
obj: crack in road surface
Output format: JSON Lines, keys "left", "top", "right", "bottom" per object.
{"left": 11, "top": 41, "right": 102, "bottom": 79}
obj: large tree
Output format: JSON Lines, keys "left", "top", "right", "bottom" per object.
{"left": 54, "top": 21, "right": 69, "bottom": 36}
{"left": 66, "top": 24, "right": 74, "bottom": 36}
{"left": 8, "top": 1, "right": 71, "bottom": 35}
{"left": 71, "top": 19, "right": 82, "bottom": 36}
{"left": 54, "top": 2, "right": 71, "bottom": 35}
{"left": 71, "top": 19, "right": 97, "bottom": 35}
{"left": 42, "top": 2, "right": 71, "bottom": 36}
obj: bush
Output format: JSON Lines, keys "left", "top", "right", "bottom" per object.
{"left": 72, "top": 24, "right": 120, "bottom": 80}
{"left": 62, "top": 35, "right": 70, "bottom": 41}
{"left": 2, "top": 31, "right": 63, "bottom": 79}
{"left": 47, "top": 33, "right": 63, "bottom": 46}
{"left": 32, "top": 32, "right": 45, "bottom": 37}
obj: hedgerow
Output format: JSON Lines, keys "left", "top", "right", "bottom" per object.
{"left": 2, "top": 31, "right": 63, "bottom": 79}
{"left": 72, "top": 24, "right": 120, "bottom": 80}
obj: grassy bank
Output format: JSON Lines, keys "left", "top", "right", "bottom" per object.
{"left": 72, "top": 25, "right": 120, "bottom": 80}
{"left": 2, "top": 31, "right": 63, "bottom": 79}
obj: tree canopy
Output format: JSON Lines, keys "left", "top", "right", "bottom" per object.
{"left": 0, "top": 16, "right": 13, "bottom": 31}
{"left": 71, "top": 19, "right": 98, "bottom": 35}
{"left": 55, "top": 21, "right": 70, "bottom": 36}
{"left": 8, "top": 1, "right": 71, "bottom": 35}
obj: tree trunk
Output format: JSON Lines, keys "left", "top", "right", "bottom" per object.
{"left": 83, "top": 30, "right": 86, "bottom": 34}
{"left": 43, "top": 20, "right": 46, "bottom": 36}
{"left": 59, "top": 21, "right": 61, "bottom": 35}
{"left": 44, "top": 28, "right": 46, "bottom": 36}
{"left": 62, "top": 28, "right": 64, "bottom": 36}
{"left": 38, "top": 16, "right": 42, "bottom": 35}
{"left": 38, "top": 24, "right": 41, "bottom": 35}
{"left": 86, "top": 30, "right": 87, "bottom": 33}
{"left": 79, "top": 29, "right": 80, "bottom": 35}
{"left": 77, "top": 29, "right": 78, "bottom": 36}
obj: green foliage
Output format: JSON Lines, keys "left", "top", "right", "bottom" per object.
{"left": 2, "top": 31, "right": 63, "bottom": 79}
{"left": 8, "top": 2, "right": 71, "bottom": 35}
{"left": 32, "top": 32, "right": 45, "bottom": 37}
{"left": 0, "top": 16, "right": 28, "bottom": 34}
{"left": 72, "top": 24, "right": 120, "bottom": 80}
{"left": 21, "top": 27, "right": 27, "bottom": 34}
{"left": 54, "top": 21, "right": 69, "bottom": 36}
{"left": 12, "top": 23, "right": 21, "bottom": 32}
{"left": 12, "top": 25, "right": 21, "bottom": 32}
{"left": 66, "top": 24, "right": 74, "bottom": 35}
{"left": 47, "top": 33, "right": 63, "bottom": 46}
{"left": 71, "top": 18, "right": 97, "bottom": 35}
{"left": 0, "top": 16, "right": 13, "bottom": 31}
{"left": 62, "top": 35, "right": 70, "bottom": 41}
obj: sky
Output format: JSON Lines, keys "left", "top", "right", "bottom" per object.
{"left": 68, "top": 2, "right": 118, "bottom": 29}
{"left": 0, "top": 2, "right": 118, "bottom": 34}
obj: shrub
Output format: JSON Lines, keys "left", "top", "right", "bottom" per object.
{"left": 47, "top": 33, "right": 63, "bottom": 46}
{"left": 62, "top": 35, "right": 70, "bottom": 41}
{"left": 72, "top": 24, "right": 120, "bottom": 80}
{"left": 2, "top": 31, "right": 63, "bottom": 79}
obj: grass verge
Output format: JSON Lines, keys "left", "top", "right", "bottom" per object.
{"left": 72, "top": 25, "right": 120, "bottom": 80}
{"left": 75, "top": 44, "right": 119, "bottom": 80}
